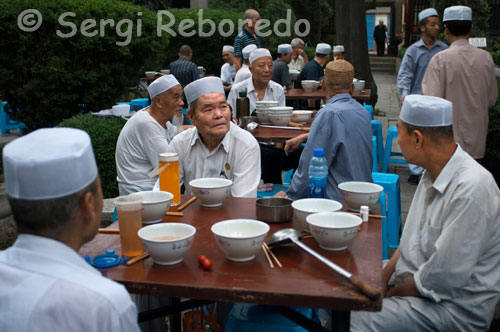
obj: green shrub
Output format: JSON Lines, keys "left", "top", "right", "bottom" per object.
{"left": 58, "top": 113, "right": 126, "bottom": 198}
{"left": 0, "top": 0, "right": 169, "bottom": 129}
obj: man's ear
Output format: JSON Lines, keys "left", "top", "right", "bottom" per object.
{"left": 187, "top": 109, "right": 195, "bottom": 123}
{"left": 413, "top": 129, "right": 424, "bottom": 148}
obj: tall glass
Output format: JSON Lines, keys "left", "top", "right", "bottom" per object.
{"left": 115, "top": 195, "right": 144, "bottom": 257}
{"left": 158, "top": 152, "right": 181, "bottom": 206}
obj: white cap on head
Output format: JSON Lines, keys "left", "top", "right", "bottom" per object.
{"left": 222, "top": 45, "right": 234, "bottom": 53}
{"left": 147, "top": 75, "right": 180, "bottom": 99}
{"left": 242, "top": 44, "right": 258, "bottom": 60}
{"left": 418, "top": 8, "right": 438, "bottom": 22}
{"left": 316, "top": 43, "right": 332, "bottom": 55}
{"left": 443, "top": 5, "right": 472, "bottom": 22}
{"left": 400, "top": 95, "right": 452, "bottom": 127}
{"left": 333, "top": 45, "right": 344, "bottom": 53}
{"left": 249, "top": 48, "right": 272, "bottom": 65}
{"left": 277, "top": 44, "right": 292, "bottom": 54}
{"left": 3, "top": 128, "right": 98, "bottom": 200}
{"left": 184, "top": 77, "right": 225, "bottom": 105}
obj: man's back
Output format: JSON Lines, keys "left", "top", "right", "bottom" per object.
{"left": 271, "top": 59, "right": 291, "bottom": 87}
{"left": 294, "top": 60, "right": 322, "bottom": 89}
{"left": 169, "top": 57, "right": 199, "bottom": 88}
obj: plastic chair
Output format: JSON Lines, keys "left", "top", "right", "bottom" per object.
{"left": 372, "top": 136, "right": 378, "bottom": 173}
{"left": 283, "top": 169, "right": 294, "bottom": 185}
{"left": 371, "top": 120, "right": 384, "bottom": 163}
{"left": 129, "top": 98, "right": 150, "bottom": 112}
{"left": 0, "top": 101, "right": 27, "bottom": 136}
{"left": 381, "top": 126, "right": 407, "bottom": 173}
{"left": 372, "top": 172, "right": 402, "bottom": 256}
{"left": 376, "top": 190, "right": 388, "bottom": 259}
{"left": 363, "top": 102, "right": 374, "bottom": 120}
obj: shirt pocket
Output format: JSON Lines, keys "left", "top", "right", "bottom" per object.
{"left": 419, "top": 223, "right": 442, "bottom": 260}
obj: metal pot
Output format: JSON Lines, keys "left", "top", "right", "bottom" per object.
{"left": 256, "top": 197, "right": 293, "bottom": 223}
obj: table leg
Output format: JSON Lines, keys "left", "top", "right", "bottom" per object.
{"left": 171, "top": 298, "right": 182, "bottom": 332}
{"left": 331, "top": 310, "right": 350, "bottom": 332}
{"left": 271, "top": 306, "right": 330, "bottom": 332}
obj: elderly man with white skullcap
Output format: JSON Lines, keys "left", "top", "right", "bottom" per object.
{"left": 164, "top": 76, "right": 261, "bottom": 197}
{"left": 0, "top": 128, "right": 140, "bottom": 332}
{"left": 115, "top": 75, "right": 184, "bottom": 195}
{"left": 221, "top": 45, "right": 236, "bottom": 91}
{"left": 271, "top": 43, "right": 293, "bottom": 90}
{"left": 233, "top": 44, "right": 257, "bottom": 84}
{"left": 333, "top": 45, "right": 344, "bottom": 60}
{"left": 351, "top": 95, "right": 500, "bottom": 331}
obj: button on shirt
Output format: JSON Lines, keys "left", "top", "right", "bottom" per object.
{"left": 165, "top": 123, "right": 261, "bottom": 197}
{"left": 390, "top": 145, "right": 500, "bottom": 330}
{"left": 228, "top": 78, "right": 285, "bottom": 117}
{"left": 169, "top": 57, "right": 200, "bottom": 88}
{"left": 0, "top": 234, "right": 140, "bottom": 332}
{"left": 287, "top": 93, "right": 373, "bottom": 200}
{"left": 233, "top": 28, "right": 261, "bottom": 58}
{"left": 397, "top": 38, "right": 447, "bottom": 97}
{"left": 221, "top": 63, "right": 236, "bottom": 85}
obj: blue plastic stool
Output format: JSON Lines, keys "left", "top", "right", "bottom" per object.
{"left": 283, "top": 169, "right": 294, "bottom": 185}
{"left": 372, "top": 136, "right": 378, "bottom": 173}
{"left": 130, "top": 98, "right": 150, "bottom": 112}
{"left": 112, "top": 207, "right": 118, "bottom": 222}
{"left": 376, "top": 190, "right": 388, "bottom": 259}
{"left": 372, "top": 172, "right": 402, "bottom": 255}
{"left": 371, "top": 120, "right": 384, "bottom": 164}
{"left": 381, "top": 126, "right": 407, "bottom": 172}
{"left": 363, "top": 103, "right": 374, "bottom": 120}
{"left": 225, "top": 303, "right": 315, "bottom": 332}
{"left": 0, "top": 102, "right": 27, "bottom": 136}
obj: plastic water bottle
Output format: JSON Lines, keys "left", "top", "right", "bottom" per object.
{"left": 309, "top": 148, "right": 328, "bottom": 198}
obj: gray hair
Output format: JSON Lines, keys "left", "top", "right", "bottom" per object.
{"left": 401, "top": 122, "right": 454, "bottom": 143}
{"left": 291, "top": 38, "right": 305, "bottom": 48}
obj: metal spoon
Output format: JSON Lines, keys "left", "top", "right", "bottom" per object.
{"left": 268, "top": 228, "right": 381, "bottom": 300}
{"left": 246, "top": 122, "right": 259, "bottom": 132}
{"left": 245, "top": 122, "right": 308, "bottom": 132}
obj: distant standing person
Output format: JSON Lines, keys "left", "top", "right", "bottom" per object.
{"left": 422, "top": 5, "right": 498, "bottom": 163}
{"left": 373, "top": 19, "right": 387, "bottom": 56}
{"left": 169, "top": 45, "right": 199, "bottom": 88}
{"left": 288, "top": 38, "right": 309, "bottom": 71}
{"left": 221, "top": 45, "right": 236, "bottom": 92}
{"left": 233, "top": 9, "right": 261, "bottom": 71}
{"left": 333, "top": 45, "right": 344, "bottom": 60}
{"left": 272, "top": 43, "right": 293, "bottom": 90}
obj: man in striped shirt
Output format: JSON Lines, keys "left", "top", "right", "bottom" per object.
{"left": 169, "top": 45, "right": 199, "bottom": 88}
{"left": 233, "top": 9, "right": 261, "bottom": 71}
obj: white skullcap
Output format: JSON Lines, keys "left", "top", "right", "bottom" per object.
{"left": 316, "top": 43, "right": 332, "bottom": 55}
{"left": 3, "top": 128, "right": 98, "bottom": 200}
{"left": 333, "top": 45, "right": 344, "bottom": 53}
{"left": 249, "top": 48, "right": 272, "bottom": 65}
{"left": 223, "top": 45, "right": 234, "bottom": 53}
{"left": 147, "top": 74, "right": 180, "bottom": 99}
{"left": 277, "top": 44, "right": 292, "bottom": 54}
{"left": 418, "top": 8, "right": 438, "bottom": 22}
{"left": 184, "top": 77, "right": 225, "bottom": 105}
{"left": 400, "top": 95, "right": 452, "bottom": 127}
{"left": 242, "top": 44, "right": 257, "bottom": 60}
{"left": 443, "top": 5, "right": 472, "bottom": 22}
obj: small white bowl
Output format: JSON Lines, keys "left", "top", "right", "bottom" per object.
{"left": 291, "top": 110, "right": 313, "bottom": 125}
{"left": 306, "top": 212, "right": 362, "bottom": 251}
{"left": 338, "top": 181, "right": 383, "bottom": 211}
{"left": 138, "top": 223, "right": 196, "bottom": 265}
{"left": 292, "top": 198, "right": 343, "bottom": 232}
{"left": 160, "top": 69, "right": 170, "bottom": 75}
{"left": 268, "top": 106, "right": 293, "bottom": 113}
{"left": 255, "top": 101, "right": 279, "bottom": 109}
{"left": 301, "top": 80, "right": 319, "bottom": 91}
{"left": 145, "top": 71, "right": 156, "bottom": 79}
{"left": 269, "top": 113, "right": 293, "bottom": 126}
{"left": 189, "top": 178, "right": 233, "bottom": 207}
{"left": 129, "top": 191, "right": 174, "bottom": 224}
{"left": 211, "top": 219, "right": 270, "bottom": 262}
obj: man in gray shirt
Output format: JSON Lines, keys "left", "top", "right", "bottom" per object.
{"left": 271, "top": 43, "right": 293, "bottom": 90}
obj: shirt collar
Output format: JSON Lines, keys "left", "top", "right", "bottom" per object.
{"left": 326, "top": 93, "right": 351, "bottom": 104}
{"left": 424, "top": 144, "right": 465, "bottom": 194}
{"left": 450, "top": 38, "right": 469, "bottom": 48}
{"left": 416, "top": 38, "right": 445, "bottom": 50}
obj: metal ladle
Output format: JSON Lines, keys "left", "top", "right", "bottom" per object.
{"left": 245, "top": 122, "right": 308, "bottom": 132}
{"left": 268, "top": 228, "right": 381, "bottom": 300}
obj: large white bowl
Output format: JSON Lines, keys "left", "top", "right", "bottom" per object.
{"left": 189, "top": 178, "right": 233, "bottom": 207}
{"left": 338, "top": 181, "right": 383, "bottom": 211}
{"left": 269, "top": 113, "right": 293, "bottom": 126}
{"left": 301, "top": 80, "right": 319, "bottom": 91}
{"left": 160, "top": 69, "right": 170, "bottom": 75}
{"left": 291, "top": 110, "right": 313, "bottom": 125}
{"left": 138, "top": 223, "right": 196, "bottom": 265}
{"left": 129, "top": 191, "right": 173, "bottom": 224}
{"left": 255, "top": 101, "right": 279, "bottom": 109}
{"left": 211, "top": 219, "right": 270, "bottom": 262}
{"left": 268, "top": 106, "right": 293, "bottom": 113}
{"left": 306, "top": 212, "right": 362, "bottom": 251}
{"left": 255, "top": 110, "right": 271, "bottom": 124}
{"left": 292, "top": 198, "right": 343, "bottom": 232}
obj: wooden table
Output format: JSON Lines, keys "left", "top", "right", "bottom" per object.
{"left": 285, "top": 89, "right": 371, "bottom": 104}
{"left": 252, "top": 126, "right": 309, "bottom": 143}
{"left": 81, "top": 195, "right": 382, "bottom": 331}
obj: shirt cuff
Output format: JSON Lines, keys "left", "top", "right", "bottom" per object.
{"left": 401, "top": 90, "right": 409, "bottom": 97}
{"left": 414, "top": 270, "right": 441, "bottom": 303}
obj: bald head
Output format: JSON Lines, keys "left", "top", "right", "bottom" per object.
{"left": 324, "top": 60, "right": 354, "bottom": 92}
{"left": 244, "top": 9, "right": 259, "bottom": 20}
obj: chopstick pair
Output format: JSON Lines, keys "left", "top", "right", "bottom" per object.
{"left": 344, "top": 211, "right": 386, "bottom": 219}
{"left": 262, "top": 242, "right": 282, "bottom": 269}
{"left": 126, "top": 251, "right": 149, "bottom": 265}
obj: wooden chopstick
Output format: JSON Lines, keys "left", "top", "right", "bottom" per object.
{"left": 177, "top": 196, "right": 197, "bottom": 211}
{"left": 261, "top": 244, "right": 274, "bottom": 268}
{"left": 344, "top": 211, "right": 386, "bottom": 219}
{"left": 98, "top": 228, "right": 119, "bottom": 234}
{"left": 263, "top": 242, "right": 282, "bottom": 268}
{"left": 165, "top": 211, "right": 184, "bottom": 217}
{"left": 126, "top": 251, "right": 149, "bottom": 265}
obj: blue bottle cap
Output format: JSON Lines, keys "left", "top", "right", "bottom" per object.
{"left": 313, "top": 148, "right": 324, "bottom": 157}
{"left": 83, "top": 249, "right": 129, "bottom": 268}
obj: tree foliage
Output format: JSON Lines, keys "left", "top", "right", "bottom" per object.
{"left": 433, "top": 0, "right": 490, "bottom": 35}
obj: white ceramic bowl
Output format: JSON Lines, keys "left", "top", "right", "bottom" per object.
{"left": 306, "top": 212, "right": 362, "bottom": 251}
{"left": 111, "top": 104, "right": 130, "bottom": 116}
{"left": 129, "top": 191, "right": 173, "bottom": 224}
{"left": 289, "top": 69, "right": 300, "bottom": 80}
{"left": 160, "top": 69, "right": 170, "bottom": 75}
{"left": 269, "top": 106, "right": 293, "bottom": 113}
{"left": 269, "top": 113, "right": 293, "bottom": 126}
{"left": 353, "top": 80, "right": 365, "bottom": 94}
{"left": 138, "top": 223, "right": 196, "bottom": 265}
{"left": 189, "top": 178, "right": 233, "bottom": 207}
{"left": 292, "top": 198, "right": 343, "bottom": 232}
{"left": 338, "top": 181, "right": 383, "bottom": 211}
{"left": 291, "top": 110, "right": 313, "bottom": 125}
{"left": 145, "top": 71, "right": 156, "bottom": 79}
{"left": 255, "top": 101, "right": 279, "bottom": 109}
{"left": 255, "top": 110, "right": 271, "bottom": 124}
{"left": 211, "top": 219, "right": 270, "bottom": 262}
{"left": 302, "top": 80, "right": 319, "bottom": 91}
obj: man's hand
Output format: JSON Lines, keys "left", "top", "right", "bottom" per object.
{"left": 274, "top": 191, "right": 287, "bottom": 197}
{"left": 297, "top": 48, "right": 309, "bottom": 62}
{"left": 385, "top": 279, "right": 421, "bottom": 298}
{"left": 284, "top": 133, "right": 308, "bottom": 156}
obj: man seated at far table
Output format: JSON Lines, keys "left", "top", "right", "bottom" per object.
{"left": 0, "top": 128, "right": 140, "bottom": 332}
{"left": 115, "top": 75, "right": 184, "bottom": 195}
{"left": 333, "top": 45, "right": 344, "bottom": 60}
{"left": 285, "top": 60, "right": 373, "bottom": 200}
{"left": 164, "top": 76, "right": 261, "bottom": 197}
{"left": 220, "top": 45, "right": 237, "bottom": 92}
{"left": 351, "top": 95, "right": 500, "bottom": 331}
{"left": 271, "top": 43, "right": 293, "bottom": 90}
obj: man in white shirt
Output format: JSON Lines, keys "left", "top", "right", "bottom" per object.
{"left": 220, "top": 45, "right": 236, "bottom": 92}
{"left": 333, "top": 45, "right": 344, "bottom": 60}
{"left": 351, "top": 95, "right": 500, "bottom": 331}
{"left": 288, "top": 38, "right": 309, "bottom": 71}
{"left": 0, "top": 128, "right": 140, "bottom": 332}
{"left": 166, "top": 76, "right": 261, "bottom": 197}
{"left": 234, "top": 44, "right": 257, "bottom": 84}
{"left": 116, "top": 75, "right": 184, "bottom": 195}
{"left": 228, "top": 48, "right": 285, "bottom": 116}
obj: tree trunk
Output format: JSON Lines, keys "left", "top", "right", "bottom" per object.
{"left": 335, "top": 0, "right": 378, "bottom": 105}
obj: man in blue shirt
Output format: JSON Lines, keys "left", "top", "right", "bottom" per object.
{"left": 233, "top": 9, "right": 261, "bottom": 71}
{"left": 169, "top": 44, "right": 200, "bottom": 88}
{"left": 397, "top": 8, "right": 447, "bottom": 184}
{"left": 286, "top": 60, "right": 373, "bottom": 201}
